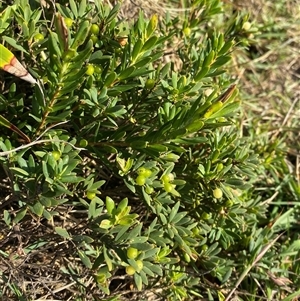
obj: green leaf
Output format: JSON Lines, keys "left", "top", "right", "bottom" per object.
{"left": 142, "top": 265, "right": 155, "bottom": 277}
{"left": 88, "top": 199, "right": 96, "bottom": 219}
{"left": 100, "top": 219, "right": 113, "bottom": 229}
{"left": 70, "top": 39, "right": 93, "bottom": 63}
{"left": 78, "top": 250, "right": 92, "bottom": 268}
{"left": 171, "top": 212, "right": 187, "bottom": 224}
{"left": 128, "top": 66, "right": 153, "bottom": 77}
{"left": 0, "top": 6, "right": 15, "bottom": 34}
{"left": 130, "top": 236, "right": 148, "bottom": 245}
{"left": 78, "top": 0, "right": 87, "bottom": 16}
{"left": 186, "top": 120, "right": 204, "bottom": 132}
{"left": 106, "top": 3, "right": 121, "bottom": 23}
{"left": 31, "top": 202, "right": 44, "bottom": 216}
{"left": 2, "top": 36, "right": 29, "bottom": 54}
{"left": 210, "top": 55, "right": 231, "bottom": 69}
{"left": 3, "top": 210, "right": 11, "bottom": 226}
{"left": 117, "top": 198, "right": 128, "bottom": 212}
{"left": 218, "top": 40, "right": 234, "bottom": 56}
{"left": 69, "top": 0, "right": 78, "bottom": 17}
{"left": 202, "top": 50, "right": 215, "bottom": 67}
{"left": 73, "top": 235, "right": 94, "bottom": 243}
{"left": 221, "top": 267, "right": 232, "bottom": 283}
{"left": 194, "top": 66, "right": 209, "bottom": 81}
{"left": 42, "top": 161, "right": 51, "bottom": 181}
{"left": 119, "top": 216, "right": 136, "bottom": 226}
{"left": 13, "top": 208, "right": 27, "bottom": 224}
{"left": 89, "top": 180, "right": 106, "bottom": 190}
{"left": 48, "top": 31, "right": 62, "bottom": 59}
{"left": 169, "top": 201, "right": 180, "bottom": 223}
{"left": 132, "top": 39, "right": 143, "bottom": 61}
{"left": 39, "top": 197, "right": 52, "bottom": 207}
{"left": 104, "top": 72, "right": 117, "bottom": 87}
{"left": 134, "top": 273, "right": 143, "bottom": 290}
{"left": 103, "top": 246, "right": 113, "bottom": 271}
{"left": 147, "top": 144, "right": 168, "bottom": 152}
{"left": 143, "top": 247, "right": 159, "bottom": 259}
{"left": 71, "top": 20, "right": 90, "bottom": 49}
{"left": 141, "top": 36, "right": 158, "bottom": 52}
{"left": 10, "top": 167, "right": 29, "bottom": 177}
{"left": 139, "top": 270, "right": 148, "bottom": 285}
{"left": 55, "top": 227, "right": 71, "bottom": 238}
{"left": 118, "top": 66, "right": 135, "bottom": 80}
{"left": 225, "top": 178, "right": 245, "bottom": 187}
{"left": 208, "top": 101, "right": 240, "bottom": 119}
{"left": 106, "top": 197, "right": 115, "bottom": 214}
{"left": 146, "top": 262, "right": 163, "bottom": 276}
{"left": 92, "top": 253, "right": 105, "bottom": 270}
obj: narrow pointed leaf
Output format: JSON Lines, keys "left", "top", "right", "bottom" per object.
{"left": 0, "top": 44, "right": 36, "bottom": 84}
{"left": 0, "top": 115, "right": 31, "bottom": 142}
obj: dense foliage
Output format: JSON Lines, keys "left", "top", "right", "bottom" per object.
{"left": 0, "top": 0, "right": 299, "bottom": 300}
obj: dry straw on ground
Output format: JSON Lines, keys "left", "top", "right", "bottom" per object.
{"left": 231, "top": 0, "right": 299, "bottom": 183}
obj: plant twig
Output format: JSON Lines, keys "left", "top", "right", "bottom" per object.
{"left": 0, "top": 139, "right": 85, "bottom": 157}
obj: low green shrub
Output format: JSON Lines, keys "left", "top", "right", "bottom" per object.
{"left": 0, "top": 0, "right": 299, "bottom": 300}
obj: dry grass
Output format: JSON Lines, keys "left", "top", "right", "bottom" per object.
{"left": 227, "top": 0, "right": 300, "bottom": 188}
{"left": 232, "top": 0, "right": 300, "bottom": 140}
